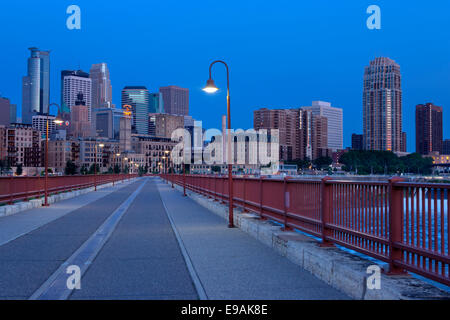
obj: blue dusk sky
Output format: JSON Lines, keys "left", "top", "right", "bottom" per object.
{"left": 0, "top": 0, "right": 449, "bottom": 151}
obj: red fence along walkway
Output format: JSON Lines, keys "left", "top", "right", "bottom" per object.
{"left": 0, "top": 174, "right": 137, "bottom": 206}
{"left": 166, "top": 174, "right": 450, "bottom": 286}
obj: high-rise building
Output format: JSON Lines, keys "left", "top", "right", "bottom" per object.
{"left": 148, "top": 113, "right": 184, "bottom": 138}
{"left": 61, "top": 70, "right": 92, "bottom": 121}
{"left": 313, "top": 115, "right": 329, "bottom": 159}
{"left": 93, "top": 108, "right": 124, "bottom": 140}
{"left": 0, "top": 97, "right": 11, "bottom": 126}
{"left": 351, "top": 133, "right": 364, "bottom": 150}
{"left": 4, "top": 123, "right": 41, "bottom": 167}
{"left": 119, "top": 116, "right": 132, "bottom": 153}
{"left": 254, "top": 107, "right": 329, "bottom": 161}
{"left": 69, "top": 93, "right": 92, "bottom": 139}
{"left": 401, "top": 132, "right": 407, "bottom": 153}
{"left": 159, "top": 86, "right": 189, "bottom": 115}
{"left": 363, "top": 57, "right": 402, "bottom": 152}
{"left": 121, "top": 86, "right": 150, "bottom": 135}
{"left": 443, "top": 139, "right": 450, "bottom": 155}
{"left": 32, "top": 114, "right": 56, "bottom": 137}
{"left": 10, "top": 104, "right": 17, "bottom": 124}
{"left": 253, "top": 108, "right": 295, "bottom": 161}
{"left": 415, "top": 103, "right": 443, "bottom": 155}
{"left": 302, "top": 101, "right": 343, "bottom": 151}
{"left": 22, "top": 47, "right": 50, "bottom": 124}
{"left": 90, "top": 63, "right": 113, "bottom": 109}
{"left": 149, "top": 92, "right": 164, "bottom": 113}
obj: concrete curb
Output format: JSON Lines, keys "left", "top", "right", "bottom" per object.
{"left": 171, "top": 182, "right": 450, "bottom": 300}
{"left": 0, "top": 178, "right": 137, "bottom": 218}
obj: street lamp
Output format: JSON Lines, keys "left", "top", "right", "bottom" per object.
{"left": 43, "top": 103, "right": 64, "bottom": 207}
{"left": 164, "top": 150, "right": 170, "bottom": 184}
{"left": 203, "top": 60, "right": 234, "bottom": 228}
{"left": 112, "top": 152, "right": 120, "bottom": 186}
{"left": 115, "top": 153, "right": 121, "bottom": 173}
{"left": 162, "top": 156, "right": 167, "bottom": 183}
{"left": 166, "top": 150, "right": 174, "bottom": 188}
{"left": 94, "top": 142, "right": 104, "bottom": 191}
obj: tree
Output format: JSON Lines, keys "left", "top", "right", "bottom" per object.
{"left": 15, "top": 163, "right": 23, "bottom": 176}
{"left": 88, "top": 163, "right": 100, "bottom": 175}
{"left": 340, "top": 150, "right": 433, "bottom": 175}
{"left": 80, "top": 164, "right": 88, "bottom": 175}
{"left": 138, "top": 165, "right": 146, "bottom": 176}
{"left": 313, "top": 156, "right": 333, "bottom": 169}
{"left": 113, "top": 164, "right": 121, "bottom": 174}
{"left": 285, "top": 158, "right": 311, "bottom": 170}
{"left": 211, "top": 165, "right": 221, "bottom": 173}
{"left": 64, "top": 160, "right": 77, "bottom": 175}
{"left": 0, "top": 159, "right": 11, "bottom": 175}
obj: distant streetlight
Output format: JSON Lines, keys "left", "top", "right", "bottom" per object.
{"left": 94, "top": 142, "right": 104, "bottom": 191}
{"left": 43, "top": 103, "right": 64, "bottom": 207}
{"left": 203, "top": 60, "right": 234, "bottom": 228}
{"left": 165, "top": 150, "right": 170, "bottom": 184}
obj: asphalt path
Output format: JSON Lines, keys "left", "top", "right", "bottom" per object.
{"left": 0, "top": 180, "right": 142, "bottom": 299}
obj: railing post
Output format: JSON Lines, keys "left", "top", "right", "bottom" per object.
{"left": 183, "top": 166, "right": 186, "bottom": 197}
{"left": 282, "top": 177, "right": 292, "bottom": 231}
{"left": 259, "top": 176, "right": 266, "bottom": 220}
{"left": 25, "top": 177, "right": 29, "bottom": 201}
{"left": 9, "top": 176, "right": 13, "bottom": 205}
{"left": 320, "top": 176, "right": 334, "bottom": 247}
{"left": 214, "top": 175, "right": 217, "bottom": 201}
{"left": 388, "top": 177, "right": 407, "bottom": 275}
{"left": 243, "top": 175, "right": 248, "bottom": 212}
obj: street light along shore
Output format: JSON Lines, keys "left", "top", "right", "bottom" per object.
{"left": 203, "top": 60, "right": 234, "bottom": 228}
{"left": 43, "top": 103, "right": 64, "bottom": 207}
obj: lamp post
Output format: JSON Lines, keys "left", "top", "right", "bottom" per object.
{"left": 183, "top": 162, "right": 186, "bottom": 197}
{"left": 94, "top": 142, "right": 104, "bottom": 191}
{"left": 112, "top": 152, "right": 120, "bottom": 186}
{"left": 167, "top": 150, "right": 174, "bottom": 188}
{"left": 203, "top": 60, "right": 234, "bottom": 228}
{"left": 43, "top": 103, "right": 64, "bottom": 207}
{"left": 164, "top": 150, "right": 170, "bottom": 184}
{"left": 162, "top": 156, "right": 167, "bottom": 183}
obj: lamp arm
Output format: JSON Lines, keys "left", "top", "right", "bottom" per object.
{"left": 209, "top": 60, "right": 229, "bottom": 89}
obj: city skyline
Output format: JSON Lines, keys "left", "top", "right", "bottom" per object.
{"left": 0, "top": 1, "right": 449, "bottom": 152}
{"left": 2, "top": 46, "right": 447, "bottom": 154}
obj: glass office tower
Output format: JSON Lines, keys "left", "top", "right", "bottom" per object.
{"left": 22, "top": 47, "right": 50, "bottom": 124}
{"left": 121, "top": 86, "right": 150, "bottom": 135}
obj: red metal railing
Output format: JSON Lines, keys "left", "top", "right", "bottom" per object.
{"left": 0, "top": 174, "right": 137, "bottom": 205}
{"left": 165, "top": 173, "right": 450, "bottom": 286}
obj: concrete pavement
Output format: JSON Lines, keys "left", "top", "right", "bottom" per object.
{"left": 70, "top": 178, "right": 198, "bottom": 300}
{"left": 0, "top": 179, "right": 142, "bottom": 299}
{"left": 156, "top": 179, "right": 349, "bottom": 300}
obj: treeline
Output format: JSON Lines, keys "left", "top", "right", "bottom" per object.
{"left": 339, "top": 150, "right": 433, "bottom": 175}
